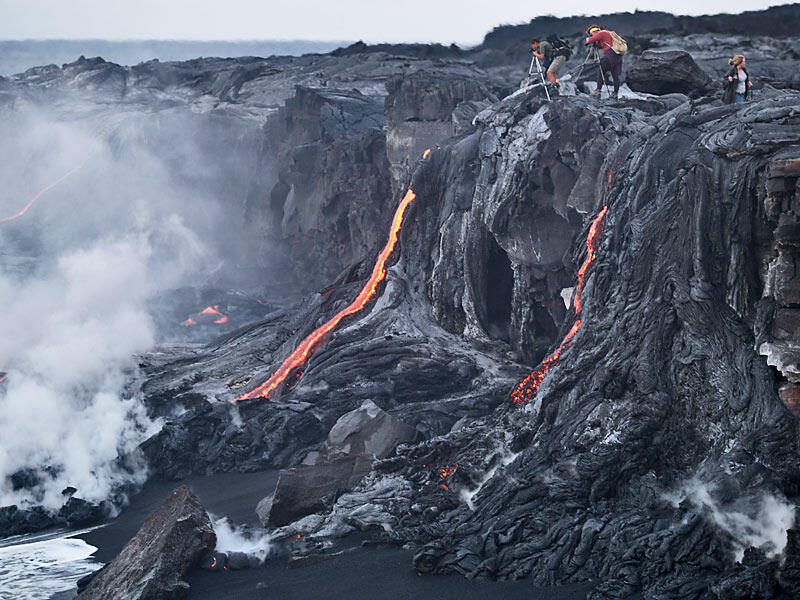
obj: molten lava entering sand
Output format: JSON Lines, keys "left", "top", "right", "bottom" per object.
{"left": 511, "top": 206, "right": 608, "bottom": 405}
{"left": 234, "top": 188, "right": 418, "bottom": 401}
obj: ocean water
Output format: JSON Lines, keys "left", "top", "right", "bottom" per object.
{"left": 0, "top": 40, "right": 346, "bottom": 76}
{"left": 0, "top": 527, "right": 103, "bottom": 600}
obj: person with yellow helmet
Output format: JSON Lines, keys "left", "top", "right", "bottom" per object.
{"left": 585, "top": 24, "right": 625, "bottom": 99}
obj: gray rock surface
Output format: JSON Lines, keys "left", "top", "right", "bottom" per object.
{"left": 626, "top": 50, "right": 713, "bottom": 96}
{"left": 258, "top": 456, "right": 373, "bottom": 528}
{"left": 324, "top": 399, "right": 418, "bottom": 459}
{"left": 78, "top": 485, "right": 215, "bottom": 600}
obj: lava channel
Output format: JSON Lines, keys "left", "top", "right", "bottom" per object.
{"left": 235, "top": 188, "right": 418, "bottom": 402}
{"left": 0, "top": 164, "right": 84, "bottom": 223}
{"left": 511, "top": 206, "right": 608, "bottom": 404}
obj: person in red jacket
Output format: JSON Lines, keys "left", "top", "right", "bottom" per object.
{"left": 585, "top": 25, "right": 623, "bottom": 99}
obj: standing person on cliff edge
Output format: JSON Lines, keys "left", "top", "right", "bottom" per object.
{"left": 585, "top": 25, "right": 627, "bottom": 99}
{"left": 723, "top": 55, "right": 752, "bottom": 104}
{"left": 530, "top": 35, "right": 571, "bottom": 90}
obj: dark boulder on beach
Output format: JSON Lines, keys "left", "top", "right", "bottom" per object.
{"left": 78, "top": 485, "right": 215, "bottom": 600}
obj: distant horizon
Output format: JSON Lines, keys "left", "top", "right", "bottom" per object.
{"left": 0, "top": 1, "right": 788, "bottom": 46}
{"left": 0, "top": 39, "right": 349, "bottom": 76}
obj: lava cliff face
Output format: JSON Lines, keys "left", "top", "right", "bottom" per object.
{"left": 220, "top": 87, "right": 800, "bottom": 600}
{"left": 379, "top": 88, "right": 800, "bottom": 599}
{"left": 141, "top": 79, "right": 800, "bottom": 598}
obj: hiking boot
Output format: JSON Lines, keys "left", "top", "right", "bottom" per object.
{"left": 609, "top": 92, "right": 618, "bottom": 99}
{"left": 590, "top": 90, "right": 601, "bottom": 97}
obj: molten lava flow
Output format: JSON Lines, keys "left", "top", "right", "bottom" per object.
{"left": 210, "top": 556, "right": 217, "bottom": 568}
{"left": 235, "top": 188, "right": 418, "bottom": 402}
{"left": 0, "top": 164, "right": 84, "bottom": 223}
{"left": 439, "top": 466, "right": 457, "bottom": 479}
{"left": 200, "top": 305, "right": 229, "bottom": 324}
{"left": 181, "top": 305, "right": 229, "bottom": 326}
{"left": 574, "top": 206, "right": 608, "bottom": 315}
{"left": 511, "top": 207, "right": 608, "bottom": 405}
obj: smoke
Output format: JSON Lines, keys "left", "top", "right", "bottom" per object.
{"left": 0, "top": 237, "right": 162, "bottom": 509}
{"left": 0, "top": 99, "right": 256, "bottom": 509}
{"left": 459, "top": 445, "right": 520, "bottom": 511}
{"left": 211, "top": 516, "right": 273, "bottom": 562}
{"left": 665, "top": 477, "right": 797, "bottom": 561}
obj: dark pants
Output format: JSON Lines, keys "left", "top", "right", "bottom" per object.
{"left": 597, "top": 48, "right": 623, "bottom": 94}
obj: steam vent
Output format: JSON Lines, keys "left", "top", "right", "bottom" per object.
{"left": 1, "top": 6, "right": 800, "bottom": 600}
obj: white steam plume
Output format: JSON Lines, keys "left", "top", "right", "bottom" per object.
{"left": 0, "top": 237, "right": 161, "bottom": 509}
{"left": 211, "top": 516, "right": 273, "bottom": 562}
{"left": 666, "top": 477, "right": 796, "bottom": 561}
{"left": 0, "top": 100, "right": 253, "bottom": 512}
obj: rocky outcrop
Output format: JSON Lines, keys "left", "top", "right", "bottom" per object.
{"left": 235, "top": 85, "right": 800, "bottom": 600}
{"left": 759, "top": 155, "right": 800, "bottom": 417}
{"left": 78, "top": 485, "right": 215, "bottom": 600}
{"left": 626, "top": 50, "right": 713, "bottom": 96}
{"left": 323, "top": 399, "right": 418, "bottom": 460}
{"left": 248, "top": 85, "right": 393, "bottom": 291}
{"left": 384, "top": 72, "right": 505, "bottom": 183}
{"left": 256, "top": 456, "right": 373, "bottom": 528}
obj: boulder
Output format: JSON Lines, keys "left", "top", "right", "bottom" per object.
{"left": 626, "top": 50, "right": 712, "bottom": 96}
{"left": 324, "top": 399, "right": 417, "bottom": 460}
{"left": 0, "top": 504, "right": 56, "bottom": 537}
{"left": 78, "top": 485, "right": 215, "bottom": 600}
{"left": 58, "top": 497, "right": 107, "bottom": 528}
{"left": 257, "top": 456, "right": 373, "bottom": 528}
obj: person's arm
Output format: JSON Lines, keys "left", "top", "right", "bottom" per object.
{"left": 585, "top": 31, "right": 607, "bottom": 46}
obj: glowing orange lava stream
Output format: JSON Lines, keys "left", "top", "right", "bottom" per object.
{"left": 0, "top": 164, "right": 85, "bottom": 223}
{"left": 511, "top": 206, "right": 608, "bottom": 404}
{"left": 202, "top": 306, "right": 229, "bottom": 324}
{"left": 234, "top": 188, "right": 418, "bottom": 402}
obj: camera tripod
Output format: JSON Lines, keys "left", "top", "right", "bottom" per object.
{"left": 528, "top": 53, "right": 551, "bottom": 101}
{"left": 573, "top": 45, "right": 613, "bottom": 97}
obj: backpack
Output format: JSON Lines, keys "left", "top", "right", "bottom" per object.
{"left": 547, "top": 34, "right": 573, "bottom": 59}
{"left": 608, "top": 30, "right": 628, "bottom": 55}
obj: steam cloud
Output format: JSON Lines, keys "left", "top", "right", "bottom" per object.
{"left": 0, "top": 237, "right": 160, "bottom": 509}
{"left": 211, "top": 516, "right": 273, "bottom": 562}
{"left": 666, "top": 477, "right": 797, "bottom": 561}
{"left": 0, "top": 101, "right": 241, "bottom": 510}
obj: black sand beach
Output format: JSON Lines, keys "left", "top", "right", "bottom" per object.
{"left": 77, "top": 471, "right": 595, "bottom": 599}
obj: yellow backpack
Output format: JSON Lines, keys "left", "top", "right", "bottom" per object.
{"left": 608, "top": 31, "right": 628, "bottom": 55}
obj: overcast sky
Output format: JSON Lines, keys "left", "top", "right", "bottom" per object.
{"left": 0, "top": 0, "right": 786, "bottom": 45}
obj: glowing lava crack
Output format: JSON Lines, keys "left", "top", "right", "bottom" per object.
{"left": 511, "top": 206, "right": 608, "bottom": 405}
{"left": 0, "top": 164, "right": 84, "bottom": 223}
{"left": 234, "top": 188, "right": 418, "bottom": 402}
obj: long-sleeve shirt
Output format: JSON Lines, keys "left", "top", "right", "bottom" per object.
{"left": 586, "top": 30, "right": 613, "bottom": 51}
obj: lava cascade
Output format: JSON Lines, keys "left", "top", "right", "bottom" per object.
{"left": 0, "top": 164, "right": 84, "bottom": 223}
{"left": 511, "top": 206, "right": 608, "bottom": 404}
{"left": 234, "top": 188, "right": 418, "bottom": 401}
